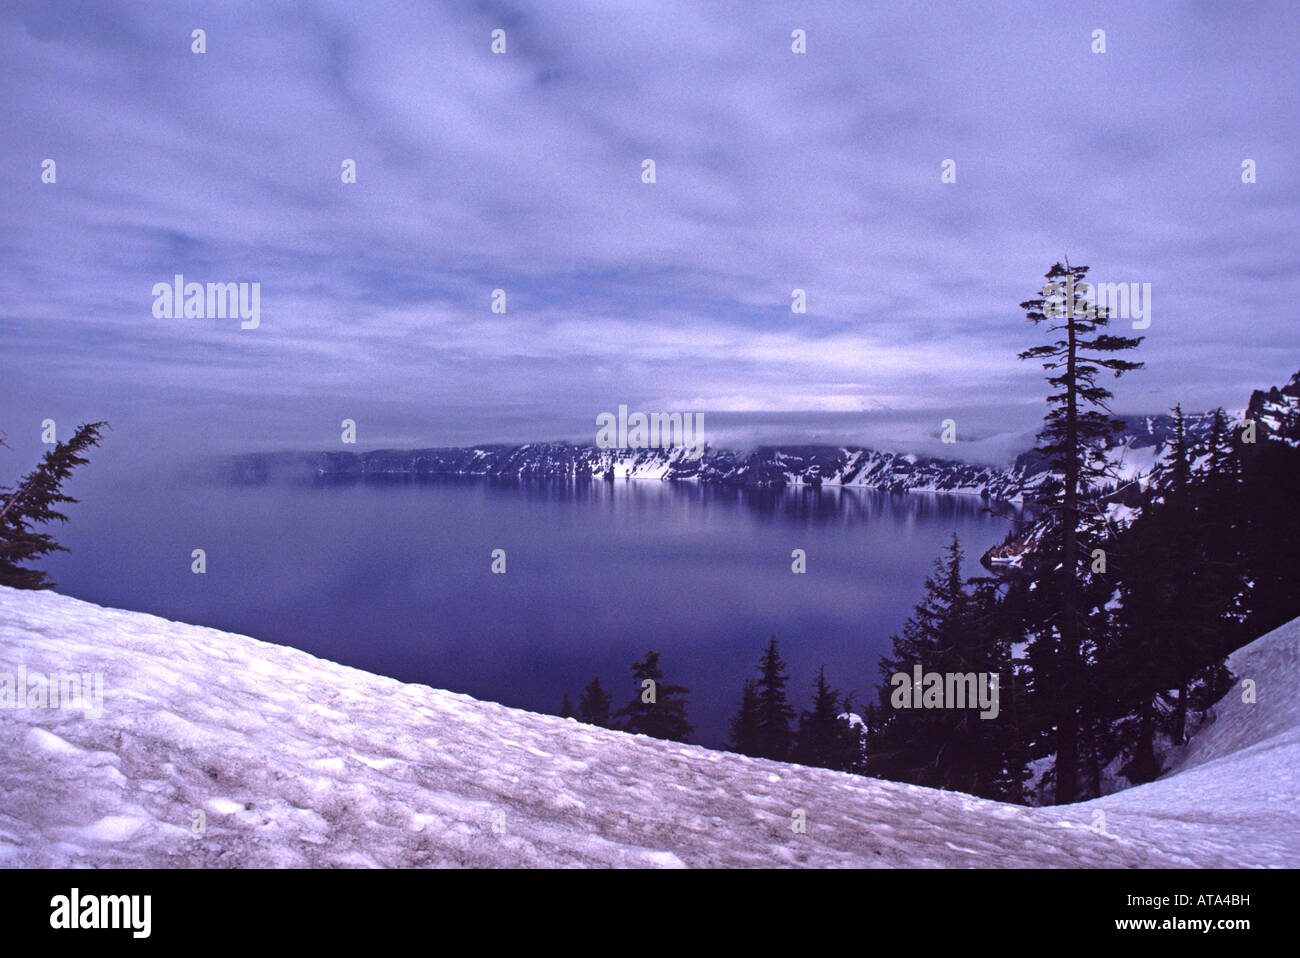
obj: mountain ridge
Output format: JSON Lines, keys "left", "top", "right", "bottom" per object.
{"left": 205, "top": 410, "right": 1234, "bottom": 505}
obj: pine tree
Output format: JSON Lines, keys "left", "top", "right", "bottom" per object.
{"left": 575, "top": 675, "right": 613, "bottom": 727}
{"left": 1106, "top": 405, "right": 1240, "bottom": 770}
{"left": 559, "top": 690, "right": 575, "bottom": 719}
{"left": 728, "top": 679, "right": 762, "bottom": 756}
{"left": 1201, "top": 409, "right": 1239, "bottom": 507}
{"left": 1234, "top": 399, "right": 1300, "bottom": 638}
{"left": 0, "top": 422, "right": 108, "bottom": 590}
{"left": 614, "top": 652, "right": 693, "bottom": 742}
{"left": 963, "top": 575, "right": 1029, "bottom": 801}
{"left": 752, "top": 636, "right": 796, "bottom": 761}
{"left": 867, "top": 536, "right": 1022, "bottom": 799}
{"left": 836, "top": 693, "right": 868, "bottom": 774}
{"left": 795, "top": 667, "right": 857, "bottom": 771}
{"left": 1161, "top": 407, "right": 1215, "bottom": 743}
{"left": 1018, "top": 262, "right": 1143, "bottom": 803}
{"left": 868, "top": 540, "right": 969, "bottom": 787}
{"left": 1195, "top": 406, "right": 1246, "bottom": 637}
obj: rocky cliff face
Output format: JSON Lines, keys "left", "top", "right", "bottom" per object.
{"left": 1245, "top": 370, "right": 1300, "bottom": 447}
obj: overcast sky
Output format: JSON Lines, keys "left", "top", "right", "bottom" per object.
{"left": 2, "top": 0, "right": 1297, "bottom": 466}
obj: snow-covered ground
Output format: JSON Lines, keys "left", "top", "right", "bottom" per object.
{"left": 0, "top": 586, "right": 1294, "bottom": 867}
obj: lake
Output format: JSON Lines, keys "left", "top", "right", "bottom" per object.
{"left": 46, "top": 474, "right": 1022, "bottom": 746}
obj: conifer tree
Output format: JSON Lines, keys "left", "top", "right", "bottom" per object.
{"left": 869, "top": 540, "right": 958, "bottom": 780}
{"left": 1018, "top": 262, "right": 1143, "bottom": 803}
{"left": 963, "top": 575, "right": 1029, "bottom": 801}
{"left": 752, "top": 636, "right": 796, "bottom": 761}
{"left": 1234, "top": 403, "right": 1300, "bottom": 638}
{"left": 728, "top": 679, "right": 762, "bottom": 756}
{"left": 837, "top": 693, "right": 868, "bottom": 774}
{"left": 867, "top": 536, "right": 1021, "bottom": 799}
{"left": 614, "top": 651, "right": 693, "bottom": 742}
{"left": 1192, "top": 406, "right": 1249, "bottom": 665}
{"left": 795, "top": 667, "right": 859, "bottom": 771}
{"left": 0, "top": 421, "right": 108, "bottom": 590}
{"left": 559, "top": 690, "right": 575, "bottom": 719}
{"left": 1160, "top": 407, "right": 1225, "bottom": 743}
{"left": 576, "top": 675, "right": 613, "bottom": 728}
{"left": 1107, "top": 406, "right": 1238, "bottom": 769}
{"left": 869, "top": 537, "right": 964, "bottom": 783}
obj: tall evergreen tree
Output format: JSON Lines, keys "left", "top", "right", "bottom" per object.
{"left": 728, "top": 679, "right": 762, "bottom": 756}
{"left": 575, "top": 675, "right": 613, "bottom": 727}
{"left": 795, "top": 666, "right": 859, "bottom": 771}
{"left": 1105, "top": 405, "right": 1239, "bottom": 776}
{"left": 1235, "top": 405, "right": 1300, "bottom": 638}
{"left": 964, "top": 575, "right": 1030, "bottom": 802}
{"left": 837, "top": 693, "right": 868, "bottom": 775}
{"left": 614, "top": 651, "right": 693, "bottom": 742}
{"left": 867, "top": 536, "right": 1022, "bottom": 800}
{"left": 0, "top": 421, "right": 108, "bottom": 590}
{"left": 1195, "top": 407, "right": 1249, "bottom": 645}
{"left": 868, "top": 537, "right": 968, "bottom": 785}
{"left": 1159, "top": 406, "right": 1228, "bottom": 743}
{"left": 752, "top": 636, "right": 796, "bottom": 761}
{"left": 1017, "top": 262, "right": 1143, "bottom": 803}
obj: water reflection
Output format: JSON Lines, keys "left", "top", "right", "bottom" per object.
{"left": 49, "top": 473, "right": 1024, "bottom": 747}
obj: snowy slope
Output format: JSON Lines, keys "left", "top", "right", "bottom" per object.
{"left": 1065, "top": 618, "right": 1300, "bottom": 868}
{"left": 0, "top": 587, "right": 1294, "bottom": 868}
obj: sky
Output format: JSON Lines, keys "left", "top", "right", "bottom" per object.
{"left": 2, "top": 0, "right": 1298, "bottom": 469}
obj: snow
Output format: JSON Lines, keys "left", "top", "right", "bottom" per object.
{"left": 1044, "top": 623, "right": 1300, "bottom": 867}
{"left": 1, "top": 585, "right": 1296, "bottom": 867}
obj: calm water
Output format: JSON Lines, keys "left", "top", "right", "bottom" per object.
{"left": 46, "top": 475, "right": 1020, "bottom": 746}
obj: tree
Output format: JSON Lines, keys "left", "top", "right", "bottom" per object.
{"left": 866, "top": 536, "right": 1023, "bottom": 799}
{"left": 836, "top": 694, "right": 868, "bottom": 775}
{"left": 1018, "top": 262, "right": 1143, "bottom": 803}
{"left": 575, "top": 675, "right": 613, "bottom": 727}
{"left": 963, "top": 575, "right": 1030, "bottom": 802}
{"left": 1158, "top": 406, "right": 1230, "bottom": 743}
{"left": 868, "top": 536, "right": 968, "bottom": 784}
{"left": 614, "top": 651, "right": 693, "bottom": 742}
{"left": 558, "top": 690, "right": 575, "bottom": 719}
{"left": 1104, "top": 405, "right": 1240, "bottom": 777}
{"left": 795, "top": 667, "right": 858, "bottom": 771}
{"left": 0, "top": 421, "right": 108, "bottom": 590}
{"left": 1195, "top": 406, "right": 1247, "bottom": 644}
{"left": 728, "top": 679, "right": 762, "bottom": 756}
{"left": 752, "top": 636, "right": 796, "bottom": 761}
{"left": 1235, "top": 399, "right": 1300, "bottom": 639}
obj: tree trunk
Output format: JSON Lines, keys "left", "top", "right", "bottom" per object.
{"left": 1130, "top": 694, "right": 1159, "bottom": 783}
{"left": 1174, "top": 681, "right": 1189, "bottom": 745}
{"left": 1083, "top": 708, "right": 1102, "bottom": 799}
{"left": 0, "top": 476, "right": 36, "bottom": 526}
{"left": 1056, "top": 288, "right": 1081, "bottom": 804}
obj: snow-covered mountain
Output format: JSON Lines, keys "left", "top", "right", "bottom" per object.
{"left": 209, "top": 411, "right": 1231, "bottom": 504}
{"left": 1, "top": 586, "right": 1294, "bottom": 867}
{"left": 214, "top": 443, "right": 1043, "bottom": 497}
{"left": 1245, "top": 369, "right": 1300, "bottom": 447}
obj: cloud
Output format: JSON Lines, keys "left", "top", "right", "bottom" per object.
{"left": 1, "top": 0, "right": 1297, "bottom": 463}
